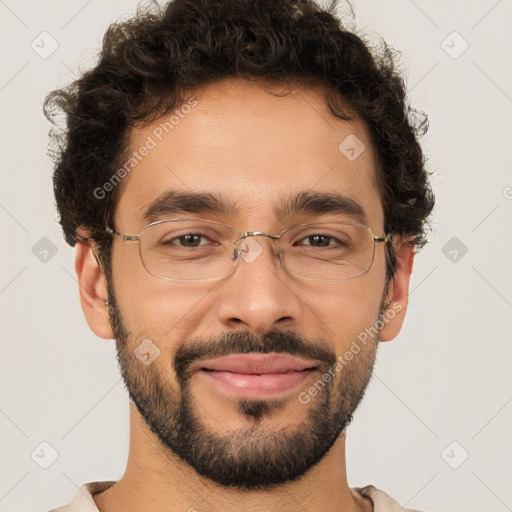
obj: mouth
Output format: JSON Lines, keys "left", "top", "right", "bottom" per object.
{"left": 196, "top": 354, "right": 319, "bottom": 399}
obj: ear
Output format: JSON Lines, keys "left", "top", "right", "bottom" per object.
{"left": 75, "top": 237, "right": 114, "bottom": 340}
{"left": 378, "top": 238, "right": 416, "bottom": 342}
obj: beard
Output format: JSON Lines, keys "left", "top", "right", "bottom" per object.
{"left": 106, "top": 282, "right": 381, "bottom": 490}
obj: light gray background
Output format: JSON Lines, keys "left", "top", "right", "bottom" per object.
{"left": 1, "top": 1, "right": 511, "bottom": 511}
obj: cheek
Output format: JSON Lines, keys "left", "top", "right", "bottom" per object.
{"left": 111, "top": 244, "right": 216, "bottom": 335}
{"left": 300, "top": 275, "right": 385, "bottom": 352}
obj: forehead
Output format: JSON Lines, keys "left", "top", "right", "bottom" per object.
{"left": 115, "top": 78, "right": 384, "bottom": 231}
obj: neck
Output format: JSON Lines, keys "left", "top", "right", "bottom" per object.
{"left": 93, "top": 405, "right": 371, "bottom": 512}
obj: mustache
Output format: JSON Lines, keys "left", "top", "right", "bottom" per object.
{"left": 174, "top": 328, "right": 337, "bottom": 379}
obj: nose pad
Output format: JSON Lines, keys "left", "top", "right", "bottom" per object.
{"left": 231, "top": 241, "right": 246, "bottom": 262}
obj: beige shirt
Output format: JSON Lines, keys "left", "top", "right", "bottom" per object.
{"left": 49, "top": 481, "right": 423, "bottom": 511}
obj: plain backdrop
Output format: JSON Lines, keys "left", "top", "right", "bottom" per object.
{"left": 0, "top": 1, "right": 511, "bottom": 511}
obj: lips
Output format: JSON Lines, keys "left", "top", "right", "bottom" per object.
{"left": 197, "top": 354, "right": 319, "bottom": 398}
{"left": 200, "top": 353, "right": 318, "bottom": 374}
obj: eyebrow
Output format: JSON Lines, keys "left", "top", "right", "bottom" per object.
{"left": 141, "top": 190, "right": 368, "bottom": 225}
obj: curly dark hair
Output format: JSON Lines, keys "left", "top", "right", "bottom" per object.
{"left": 43, "top": 0, "right": 434, "bottom": 280}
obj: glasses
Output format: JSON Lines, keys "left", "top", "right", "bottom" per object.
{"left": 105, "top": 218, "right": 391, "bottom": 282}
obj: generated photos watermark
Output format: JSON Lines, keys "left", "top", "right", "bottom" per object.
{"left": 298, "top": 302, "right": 402, "bottom": 405}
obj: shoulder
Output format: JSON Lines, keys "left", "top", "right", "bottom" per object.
{"left": 352, "top": 484, "right": 424, "bottom": 512}
{"left": 48, "top": 481, "right": 116, "bottom": 512}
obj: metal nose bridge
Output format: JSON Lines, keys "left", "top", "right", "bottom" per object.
{"left": 238, "top": 231, "right": 280, "bottom": 241}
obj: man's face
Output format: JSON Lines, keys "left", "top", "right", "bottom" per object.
{"left": 106, "top": 79, "right": 390, "bottom": 488}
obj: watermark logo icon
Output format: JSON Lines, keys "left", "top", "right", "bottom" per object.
{"left": 32, "top": 237, "right": 58, "bottom": 263}
{"left": 441, "top": 441, "right": 469, "bottom": 469}
{"left": 239, "top": 238, "right": 264, "bottom": 264}
{"left": 31, "top": 31, "right": 59, "bottom": 59}
{"left": 338, "top": 134, "right": 366, "bottom": 161}
{"left": 31, "top": 441, "right": 59, "bottom": 469}
{"left": 134, "top": 339, "right": 161, "bottom": 365}
{"left": 441, "top": 31, "right": 469, "bottom": 60}
{"left": 442, "top": 236, "right": 468, "bottom": 263}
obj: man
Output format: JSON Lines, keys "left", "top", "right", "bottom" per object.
{"left": 44, "top": 0, "right": 434, "bottom": 510}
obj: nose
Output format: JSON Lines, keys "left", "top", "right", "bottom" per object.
{"left": 215, "top": 235, "right": 303, "bottom": 334}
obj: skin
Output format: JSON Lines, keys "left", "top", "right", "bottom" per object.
{"left": 75, "top": 77, "right": 415, "bottom": 512}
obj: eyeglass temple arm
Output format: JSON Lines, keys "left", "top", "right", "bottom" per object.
{"left": 105, "top": 225, "right": 141, "bottom": 242}
{"left": 375, "top": 233, "right": 393, "bottom": 243}
{"left": 73, "top": 231, "right": 104, "bottom": 270}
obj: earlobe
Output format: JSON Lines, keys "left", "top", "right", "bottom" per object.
{"left": 378, "top": 239, "right": 415, "bottom": 342}
{"left": 75, "top": 240, "right": 114, "bottom": 340}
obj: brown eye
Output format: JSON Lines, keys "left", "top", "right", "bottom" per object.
{"left": 301, "top": 235, "right": 333, "bottom": 247}
{"left": 169, "top": 234, "right": 206, "bottom": 247}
